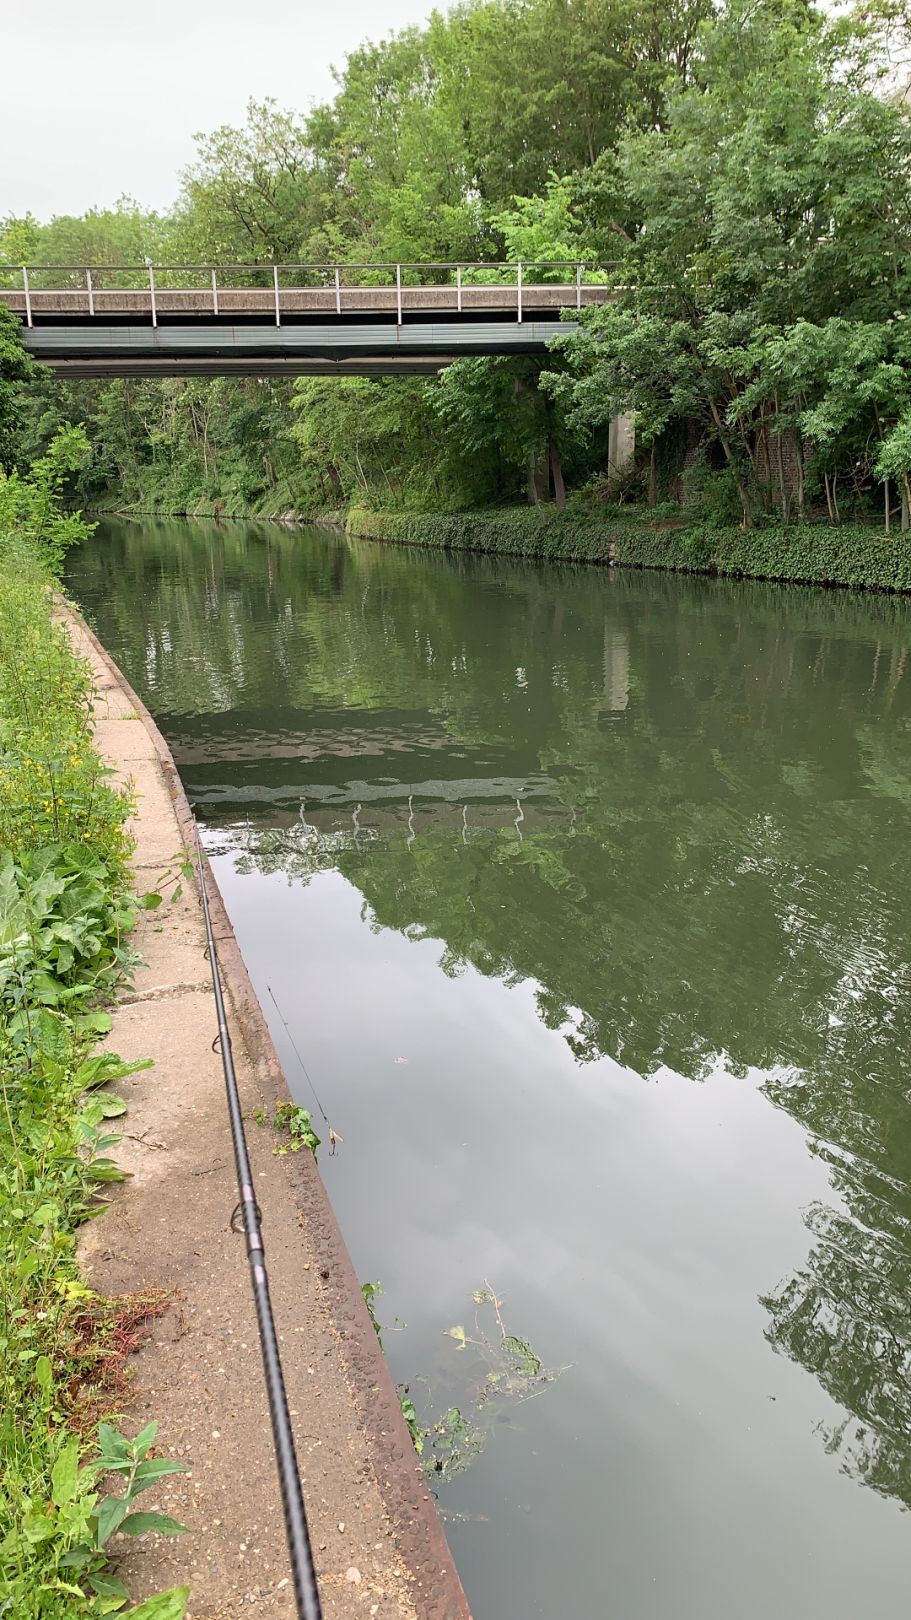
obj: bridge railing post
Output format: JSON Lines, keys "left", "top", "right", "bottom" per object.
{"left": 211, "top": 268, "right": 219, "bottom": 317}
{"left": 456, "top": 265, "right": 462, "bottom": 313}
{"left": 273, "top": 265, "right": 281, "bottom": 326}
{"left": 86, "top": 268, "right": 94, "bottom": 317}
{"left": 576, "top": 263, "right": 582, "bottom": 310}
{"left": 148, "top": 265, "right": 157, "bottom": 328}
{"left": 335, "top": 266, "right": 341, "bottom": 316}
{"left": 396, "top": 263, "right": 402, "bottom": 328}
{"left": 22, "top": 266, "right": 32, "bottom": 328}
{"left": 517, "top": 261, "right": 523, "bottom": 324}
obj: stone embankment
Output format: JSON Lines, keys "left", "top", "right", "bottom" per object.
{"left": 61, "top": 603, "right": 469, "bottom": 1620}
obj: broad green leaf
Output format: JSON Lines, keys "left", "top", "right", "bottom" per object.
{"left": 131, "top": 1458, "right": 188, "bottom": 1494}
{"left": 59, "top": 1542, "right": 96, "bottom": 1568}
{"left": 99, "top": 1095, "right": 128, "bottom": 1118}
{"left": 132, "top": 1420, "right": 158, "bottom": 1459}
{"left": 89, "top": 1572, "right": 131, "bottom": 1600}
{"left": 95, "top": 1494, "right": 130, "bottom": 1547}
{"left": 125, "top": 1587, "right": 190, "bottom": 1619}
{"left": 97, "top": 1422, "right": 132, "bottom": 1460}
{"left": 51, "top": 1436, "right": 80, "bottom": 1507}
{"left": 119, "top": 1511, "right": 188, "bottom": 1537}
{"left": 76, "top": 1011, "right": 113, "bottom": 1035}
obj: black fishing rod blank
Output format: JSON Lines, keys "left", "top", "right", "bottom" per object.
{"left": 193, "top": 820, "right": 323, "bottom": 1620}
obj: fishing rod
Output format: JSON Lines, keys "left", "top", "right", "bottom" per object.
{"left": 193, "top": 818, "right": 323, "bottom": 1620}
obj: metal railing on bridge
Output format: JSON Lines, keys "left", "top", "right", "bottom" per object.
{"left": 0, "top": 260, "right": 614, "bottom": 328}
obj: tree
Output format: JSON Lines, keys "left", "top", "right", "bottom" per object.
{"left": 432, "top": 357, "right": 574, "bottom": 507}
{"left": 175, "top": 99, "right": 327, "bottom": 263}
{"left": 0, "top": 306, "right": 37, "bottom": 473}
{"left": 547, "top": 0, "right": 911, "bottom": 524}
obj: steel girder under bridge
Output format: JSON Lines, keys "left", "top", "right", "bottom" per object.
{"left": 0, "top": 261, "right": 613, "bottom": 377}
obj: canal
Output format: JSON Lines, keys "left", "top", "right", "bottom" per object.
{"left": 67, "top": 516, "right": 911, "bottom": 1620}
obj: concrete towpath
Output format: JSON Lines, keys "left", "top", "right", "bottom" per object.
{"left": 61, "top": 602, "right": 470, "bottom": 1620}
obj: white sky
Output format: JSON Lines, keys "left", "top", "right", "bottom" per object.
{"left": 3, "top": 0, "right": 437, "bottom": 221}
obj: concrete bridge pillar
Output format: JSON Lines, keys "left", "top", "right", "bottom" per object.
{"left": 608, "top": 412, "right": 635, "bottom": 477}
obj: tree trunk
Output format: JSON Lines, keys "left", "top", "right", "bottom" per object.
{"left": 648, "top": 442, "right": 658, "bottom": 508}
{"left": 708, "top": 398, "right": 752, "bottom": 527}
{"left": 773, "top": 396, "right": 788, "bottom": 523}
{"left": 885, "top": 476, "right": 891, "bottom": 535}
{"left": 527, "top": 452, "right": 541, "bottom": 506}
{"left": 549, "top": 440, "right": 566, "bottom": 512}
{"left": 823, "top": 470, "right": 835, "bottom": 525}
{"left": 901, "top": 472, "right": 911, "bottom": 533}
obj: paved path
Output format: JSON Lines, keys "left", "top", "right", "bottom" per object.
{"left": 62, "top": 603, "right": 468, "bottom": 1620}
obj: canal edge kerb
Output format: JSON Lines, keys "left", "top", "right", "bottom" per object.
{"left": 61, "top": 596, "right": 472, "bottom": 1620}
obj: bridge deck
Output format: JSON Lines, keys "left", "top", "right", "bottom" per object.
{"left": 0, "top": 282, "right": 609, "bottom": 320}
{"left": 0, "top": 266, "right": 612, "bottom": 376}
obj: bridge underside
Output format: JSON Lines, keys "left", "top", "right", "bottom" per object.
{"left": 46, "top": 356, "right": 458, "bottom": 378}
{"left": 21, "top": 319, "right": 578, "bottom": 379}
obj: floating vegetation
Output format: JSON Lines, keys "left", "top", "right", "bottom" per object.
{"left": 399, "top": 1281, "right": 567, "bottom": 1486}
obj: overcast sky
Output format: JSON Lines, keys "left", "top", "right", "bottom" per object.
{"left": 3, "top": 0, "right": 437, "bottom": 221}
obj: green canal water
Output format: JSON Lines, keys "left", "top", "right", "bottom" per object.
{"left": 67, "top": 517, "right": 911, "bottom": 1618}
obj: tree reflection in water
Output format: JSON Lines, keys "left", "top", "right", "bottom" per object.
{"left": 70, "top": 517, "right": 911, "bottom": 1510}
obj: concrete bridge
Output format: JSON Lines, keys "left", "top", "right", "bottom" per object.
{"left": 0, "top": 261, "right": 613, "bottom": 377}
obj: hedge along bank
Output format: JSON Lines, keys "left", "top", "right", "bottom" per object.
{"left": 0, "top": 427, "right": 189, "bottom": 1619}
{"left": 346, "top": 507, "right": 911, "bottom": 594}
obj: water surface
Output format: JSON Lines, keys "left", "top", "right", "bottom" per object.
{"left": 67, "top": 518, "right": 911, "bottom": 1619}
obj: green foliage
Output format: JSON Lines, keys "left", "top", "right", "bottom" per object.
{"left": 1, "top": 200, "right": 165, "bottom": 283}
{"left": 0, "top": 305, "right": 38, "bottom": 473}
{"left": 174, "top": 101, "right": 319, "bottom": 263}
{"left": 0, "top": 424, "right": 94, "bottom": 573}
{"left": 0, "top": 465, "right": 188, "bottom": 1616}
{"left": 272, "top": 1100, "right": 320, "bottom": 1158}
{"left": 397, "top": 1393, "right": 423, "bottom": 1455}
{"left": 3, "top": 1420, "right": 188, "bottom": 1616}
{"left": 347, "top": 505, "right": 911, "bottom": 591}
{"left": 360, "top": 1281, "right": 383, "bottom": 1347}
{"left": 548, "top": 0, "right": 911, "bottom": 524}
{"left": 489, "top": 176, "right": 597, "bottom": 277}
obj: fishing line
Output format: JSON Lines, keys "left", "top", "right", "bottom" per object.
{"left": 266, "top": 983, "right": 331, "bottom": 1127}
{"left": 193, "top": 819, "right": 323, "bottom": 1620}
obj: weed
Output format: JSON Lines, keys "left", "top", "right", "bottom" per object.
{"left": 361, "top": 1281, "right": 383, "bottom": 1347}
{"left": 272, "top": 1100, "right": 320, "bottom": 1158}
{"left": 395, "top": 1282, "right": 566, "bottom": 1486}
{"left": 137, "top": 853, "right": 195, "bottom": 913}
{"left": 397, "top": 1391, "right": 424, "bottom": 1455}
